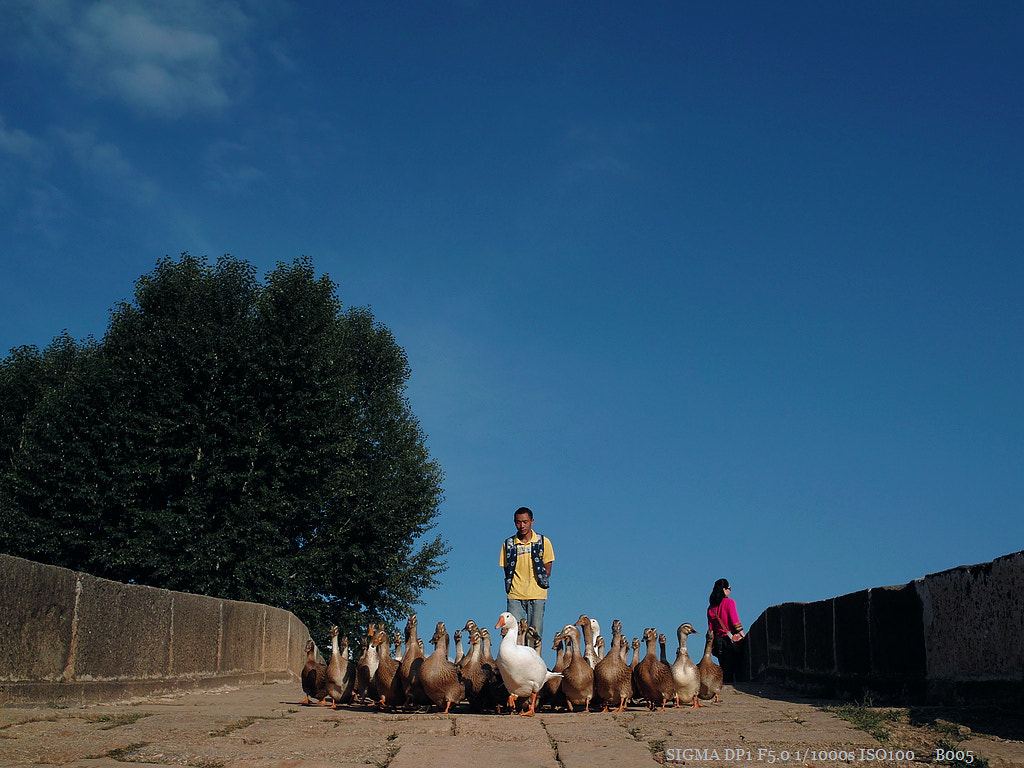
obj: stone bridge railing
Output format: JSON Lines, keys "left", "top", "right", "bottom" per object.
{"left": 742, "top": 550, "right": 1024, "bottom": 707}
{"left": 0, "top": 553, "right": 310, "bottom": 707}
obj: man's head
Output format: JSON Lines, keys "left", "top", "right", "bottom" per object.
{"left": 513, "top": 506, "right": 534, "bottom": 540}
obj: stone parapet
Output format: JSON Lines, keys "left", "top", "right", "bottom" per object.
{"left": 0, "top": 554, "right": 310, "bottom": 706}
{"left": 744, "top": 550, "right": 1024, "bottom": 707}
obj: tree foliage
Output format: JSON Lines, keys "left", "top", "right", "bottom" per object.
{"left": 0, "top": 254, "right": 447, "bottom": 641}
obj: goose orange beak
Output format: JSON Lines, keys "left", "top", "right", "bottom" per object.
{"left": 496, "top": 615, "right": 506, "bottom": 629}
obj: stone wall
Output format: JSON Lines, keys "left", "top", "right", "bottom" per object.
{"left": 0, "top": 554, "right": 312, "bottom": 707}
{"left": 743, "top": 550, "right": 1024, "bottom": 707}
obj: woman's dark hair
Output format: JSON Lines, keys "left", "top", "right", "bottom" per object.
{"left": 709, "top": 578, "right": 730, "bottom": 607}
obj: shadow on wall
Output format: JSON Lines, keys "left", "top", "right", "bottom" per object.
{"left": 0, "top": 554, "right": 311, "bottom": 707}
{"left": 738, "top": 551, "right": 1024, "bottom": 709}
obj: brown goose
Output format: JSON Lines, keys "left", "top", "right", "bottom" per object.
{"left": 301, "top": 639, "right": 328, "bottom": 705}
{"left": 541, "top": 630, "right": 568, "bottom": 709}
{"left": 392, "top": 631, "right": 404, "bottom": 662}
{"left": 399, "top": 614, "right": 428, "bottom": 708}
{"left": 324, "top": 626, "right": 356, "bottom": 708}
{"left": 372, "top": 630, "right": 404, "bottom": 710}
{"left": 659, "top": 633, "right": 669, "bottom": 665}
{"left": 594, "top": 634, "right": 633, "bottom": 712}
{"left": 697, "top": 630, "right": 724, "bottom": 703}
{"left": 453, "top": 629, "right": 464, "bottom": 666}
{"left": 671, "top": 622, "right": 701, "bottom": 708}
{"left": 515, "top": 619, "right": 542, "bottom": 650}
{"left": 420, "top": 622, "right": 464, "bottom": 714}
{"left": 634, "top": 628, "right": 676, "bottom": 710}
{"left": 559, "top": 625, "right": 594, "bottom": 712}
{"left": 629, "top": 636, "right": 641, "bottom": 699}
{"left": 459, "top": 629, "right": 496, "bottom": 711}
{"left": 479, "top": 627, "right": 496, "bottom": 666}
{"left": 354, "top": 623, "right": 378, "bottom": 703}
{"left": 610, "top": 619, "right": 627, "bottom": 661}
{"left": 517, "top": 618, "right": 529, "bottom": 644}
{"left": 479, "top": 626, "right": 508, "bottom": 710}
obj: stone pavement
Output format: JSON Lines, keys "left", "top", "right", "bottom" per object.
{"left": 1, "top": 681, "right": 1021, "bottom": 768}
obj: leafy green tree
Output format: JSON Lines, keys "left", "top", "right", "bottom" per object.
{"left": 0, "top": 254, "right": 447, "bottom": 641}
{"left": 0, "top": 334, "right": 110, "bottom": 570}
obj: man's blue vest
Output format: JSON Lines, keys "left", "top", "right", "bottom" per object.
{"left": 503, "top": 534, "right": 550, "bottom": 594}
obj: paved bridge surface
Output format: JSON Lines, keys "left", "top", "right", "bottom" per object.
{"left": 1, "top": 681, "right": 1020, "bottom": 767}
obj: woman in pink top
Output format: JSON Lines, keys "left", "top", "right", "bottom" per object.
{"left": 707, "top": 578, "right": 746, "bottom": 682}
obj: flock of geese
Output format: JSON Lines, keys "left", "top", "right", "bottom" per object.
{"left": 301, "top": 611, "right": 724, "bottom": 716}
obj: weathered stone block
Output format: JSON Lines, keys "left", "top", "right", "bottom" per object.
{"left": 289, "top": 612, "right": 311, "bottom": 674}
{"left": 918, "top": 551, "right": 1024, "bottom": 681}
{"left": 262, "top": 606, "right": 294, "bottom": 673}
{"left": 169, "top": 592, "right": 222, "bottom": 677}
{"left": 765, "top": 604, "right": 784, "bottom": 668}
{"left": 746, "top": 614, "right": 768, "bottom": 679}
{"left": 779, "top": 602, "right": 805, "bottom": 670}
{"left": 834, "top": 589, "right": 870, "bottom": 677}
{"left": 869, "top": 583, "right": 925, "bottom": 678}
{"left": 74, "top": 573, "right": 173, "bottom": 680}
{"left": 0, "top": 555, "right": 76, "bottom": 681}
{"left": 220, "top": 600, "right": 264, "bottom": 674}
{"left": 804, "top": 599, "right": 834, "bottom": 674}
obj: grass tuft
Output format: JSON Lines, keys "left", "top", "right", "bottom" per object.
{"left": 87, "top": 712, "right": 152, "bottom": 730}
{"left": 822, "top": 702, "right": 904, "bottom": 742}
{"left": 370, "top": 741, "right": 401, "bottom": 768}
{"left": 99, "top": 741, "right": 150, "bottom": 760}
{"left": 209, "top": 716, "right": 259, "bottom": 737}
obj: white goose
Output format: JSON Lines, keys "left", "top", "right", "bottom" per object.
{"left": 589, "top": 617, "right": 602, "bottom": 660}
{"left": 495, "top": 612, "right": 562, "bottom": 716}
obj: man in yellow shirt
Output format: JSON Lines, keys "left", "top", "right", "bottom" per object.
{"left": 498, "top": 507, "right": 555, "bottom": 647}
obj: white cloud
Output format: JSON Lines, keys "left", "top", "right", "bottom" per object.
{"left": 1, "top": 112, "right": 159, "bottom": 222}
{"left": 0, "top": 113, "right": 69, "bottom": 246}
{"left": 203, "top": 138, "right": 269, "bottom": 194}
{"left": 73, "top": 2, "right": 238, "bottom": 116}
{"left": 0, "top": 115, "right": 50, "bottom": 167}
{"left": 5, "top": 0, "right": 261, "bottom": 118}
{"left": 82, "top": 3, "right": 223, "bottom": 62}
{"left": 57, "top": 128, "right": 160, "bottom": 203}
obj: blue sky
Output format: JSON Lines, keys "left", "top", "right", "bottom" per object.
{"left": 2, "top": 1, "right": 1022, "bottom": 662}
